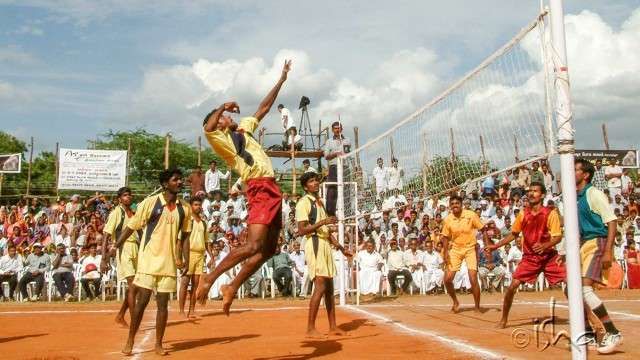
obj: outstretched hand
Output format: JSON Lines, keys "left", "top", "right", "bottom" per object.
{"left": 223, "top": 101, "right": 240, "bottom": 114}
{"left": 281, "top": 59, "right": 292, "bottom": 80}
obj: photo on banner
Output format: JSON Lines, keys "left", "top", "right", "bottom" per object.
{"left": 575, "top": 149, "right": 639, "bottom": 168}
{"left": 57, "top": 148, "right": 128, "bottom": 192}
{"left": 0, "top": 153, "right": 22, "bottom": 173}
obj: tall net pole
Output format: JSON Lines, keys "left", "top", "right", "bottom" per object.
{"left": 550, "top": 0, "right": 586, "bottom": 358}
{"left": 337, "top": 156, "right": 346, "bottom": 306}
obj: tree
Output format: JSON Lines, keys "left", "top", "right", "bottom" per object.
{"left": 0, "top": 131, "right": 27, "bottom": 155}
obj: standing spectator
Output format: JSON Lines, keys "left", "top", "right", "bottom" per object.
{"left": 266, "top": 244, "right": 293, "bottom": 296}
{"left": 323, "top": 121, "right": 351, "bottom": 216}
{"left": 51, "top": 243, "right": 75, "bottom": 301}
{"left": 530, "top": 161, "right": 544, "bottom": 185}
{"left": 372, "top": 158, "right": 387, "bottom": 197}
{"left": 592, "top": 159, "right": 607, "bottom": 192}
{"left": 541, "top": 163, "right": 555, "bottom": 193}
{"left": 605, "top": 158, "right": 623, "bottom": 198}
{"left": 65, "top": 195, "right": 83, "bottom": 217}
{"left": 80, "top": 244, "right": 102, "bottom": 300}
{"left": 481, "top": 174, "right": 496, "bottom": 197}
{"left": 386, "top": 239, "right": 412, "bottom": 295}
{"left": 18, "top": 242, "right": 50, "bottom": 301}
{"left": 278, "top": 104, "right": 296, "bottom": 146}
{"left": 204, "top": 160, "right": 230, "bottom": 194}
{"left": 187, "top": 166, "right": 206, "bottom": 196}
{"left": 0, "top": 245, "right": 22, "bottom": 300}
{"left": 621, "top": 169, "right": 633, "bottom": 196}
{"left": 289, "top": 241, "right": 306, "bottom": 296}
{"left": 513, "top": 166, "right": 530, "bottom": 197}
{"left": 386, "top": 158, "right": 404, "bottom": 192}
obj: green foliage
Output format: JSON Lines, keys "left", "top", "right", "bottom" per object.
{"left": 405, "top": 155, "right": 485, "bottom": 195}
{"left": 0, "top": 132, "right": 27, "bottom": 155}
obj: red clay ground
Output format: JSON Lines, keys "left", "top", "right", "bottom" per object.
{"left": 0, "top": 289, "right": 637, "bottom": 359}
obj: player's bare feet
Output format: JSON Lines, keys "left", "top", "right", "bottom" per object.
{"left": 179, "top": 311, "right": 188, "bottom": 319}
{"left": 187, "top": 312, "right": 200, "bottom": 319}
{"left": 155, "top": 344, "right": 168, "bottom": 356}
{"left": 328, "top": 329, "right": 345, "bottom": 337}
{"left": 115, "top": 316, "right": 129, "bottom": 328}
{"left": 496, "top": 319, "right": 507, "bottom": 329}
{"left": 122, "top": 340, "right": 133, "bottom": 356}
{"left": 306, "top": 329, "right": 326, "bottom": 339}
{"left": 195, "top": 281, "right": 212, "bottom": 306}
{"left": 220, "top": 284, "right": 235, "bottom": 316}
{"left": 451, "top": 300, "right": 460, "bottom": 313}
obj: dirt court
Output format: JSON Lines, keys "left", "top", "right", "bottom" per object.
{"left": 0, "top": 289, "right": 637, "bottom": 359}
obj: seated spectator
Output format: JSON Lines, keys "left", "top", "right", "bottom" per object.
{"left": 356, "top": 240, "right": 384, "bottom": 297}
{"left": 386, "top": 239, "right": 412, "bottom": 295}
{"left": 404, "top": 238, "right": 424, "bottom": 292}
{"left": 54, "top": 225, "right": 71, "bottom": 248}
{"left": 288, "top": 241, "right": 307, "bottom": 296}
{"left": 478, "top": 246, "right": 506, "bottom": 292}
{"left": 266, "top": 246, "right": 293, "bottom": 297}
{"left": 18, "top": 242, "right": 50, "bottom": 301}
{"left": 79, "top": 244, "right": 102, "bottom": 300}
{"left": 52, "top": 243, "right": 75, "bottom": 301}
{"left": 422, "top": 240, "right": 444, "bottom": 293}
{"left": 0, "top": 244, "right": 23, "bottom": 300}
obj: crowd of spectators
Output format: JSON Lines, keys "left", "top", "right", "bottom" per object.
{"left": 1, "top": 157, "right": 639, "bottom": 303}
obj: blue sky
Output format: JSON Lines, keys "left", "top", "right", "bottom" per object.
{"left": 1, "top": 1, "right": 639, "bottom": 158}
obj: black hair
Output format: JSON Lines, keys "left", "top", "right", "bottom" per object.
{"left": 117, "top": 187, "right": 132, "bottom": 198}
{"left": 331, "top": 121, "right": 342, "bottom": 128}
{"left": 575, "top": 158, "right": 595, "bottom": 183}
{"left": 529, "top": 181, "right": 547, "bottom": 194}
{"left": 159, "top": 168, "right": 183, "bottom": 187}
{"left": 277, "top": 104, "right": 284, "bottom": 109}
{"left": 300, "top": 171, "right": 319, "bottom": 189}
{"left": 210, "top": 160, "right": 217, "bottom": 165}
{"left": 449, "top": 195, "right": 463, "bottom": 204}
{"left": 203, "top": 110, "right": 215, "bottom": 127}
{"left": 190, "top": 196, "right": 203, "bottom": 204}
{"left": 302, "top": 159, "right": 310, "bottom": 165}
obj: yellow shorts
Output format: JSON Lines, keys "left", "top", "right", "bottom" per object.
{"left": 305, "top": 236, "right": 336, "bottom": 280}
{"left": 133, "top": 273, "right": 177, "bottom": 293}
{"left": 116, "top": 241, "right": 138, "bottom": 281}
{"left": 580, "top": 238, "right": 609, "bottom": 285}
{"left": 447, "top": 245, "right": 478, "bottom": 272}
{"left": 187, "top": 252, "right": 205, "bottom": 275}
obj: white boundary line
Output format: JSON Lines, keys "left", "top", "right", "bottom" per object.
{"left": 346, "top": 305, "right": 510, "bottom": 360}
{"left": 514, "top": 301, "right": 640, "bottom": 321}
{"left": 132, "top": 311, "right": 156, "bottom": 360}
{"left": 0, "top": 306, "right": 309, "bottom": 315}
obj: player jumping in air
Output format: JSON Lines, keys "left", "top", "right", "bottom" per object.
{"left": 196, "top": 60, "right": 292, "bottom": 314}
{"left": 486, "top": 181, "right": 566, "bottom": 328}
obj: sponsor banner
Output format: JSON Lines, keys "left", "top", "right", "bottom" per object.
{"left": 0, "top": 153, "right": 22, "bottom": 174}
{"left": 58, "top": 148, "right": 127, "bottom": 191}
{"left": 575, "top": 149, "right": 638, "bottom": 168}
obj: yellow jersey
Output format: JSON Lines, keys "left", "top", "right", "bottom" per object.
{"left": 103, "top": 205, "right": 139, "bottom": 245}
{"left": 441, "top": 209, "right": 484, "bottom": 248}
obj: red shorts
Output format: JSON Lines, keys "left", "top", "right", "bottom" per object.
{"left": 513, "top": 253, "right": 566, "bottom": 285}
{"left": 245, "top": 177, "right": 282, "bottom": 227}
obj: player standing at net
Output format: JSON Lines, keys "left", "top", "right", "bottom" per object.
{"left": 196, "top": 60, "right": 292, "bottom": 314}
{"left": 115, "top": 169, "right": 192, "bottom": 356}
{"left": 485, "top": 181, "right": 565, "bottom": 328}
{"left": 574, "top": 158, "right": 623, "bottom": 354}
{"left": 441, "top": 195, "right": 486, "bottom": 313}
{"left": 101, "top": 187, "right": 140, "bottom": 328}
{"left": 296, "top": 172, "right": 352, "bottom": 338}
{"left": 179, "top": 197, "right": 207, "bottom": 319}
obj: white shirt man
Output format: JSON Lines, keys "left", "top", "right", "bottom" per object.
{"left": 205, "top": 162, "right": 230, "bottom": 193}
{"left": 386, "top": 161, "right": 404, "bottom": 191}
{"left": 80, "top": 252, "right": 101, "bottom": 280}
{"left": 404, "top": 243, "right": 424, "bottom": 291}
{"left": 288, "top": 244, "right": 306, "bottom": 289}
{"left": 422, "top": 244, "right": 444, "bottom": 292}
{"left": 0, "top": 251, "right": 23, "bottom": 275}
{"left": 356, "top": 243, "right": 384, "bottom": 295}
{"left": 382, "top": 193, "right": 407, "bottom": 211}
{"left": 492, "top": 210, "right": 506, "bottom": 230}
{"left": 605, "top": 161, "right": 623, "bottom": 198}
{"left": 226, "top": 193, "right": 246, "bottom": 218}
{"left": 280, "top": 106, "right": 295, "bottom": 131}
{"left": 372, "top": 160, "right": 387, "bottom": 196}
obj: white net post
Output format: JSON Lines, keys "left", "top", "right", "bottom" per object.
{"left": 549, "top": 0, "right": 586, "bottom": 359}
{"left": 337, "top": 156, "right": 346, "bottom": 306}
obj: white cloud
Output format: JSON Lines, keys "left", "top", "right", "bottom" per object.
{"left": 9, "top": 24, "right": 44, "bottom": 36}
{"left": 0, "top": 45, "right": 38, "bottom": 65}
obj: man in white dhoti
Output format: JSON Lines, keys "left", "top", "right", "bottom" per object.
{"left": 207, "top": 244, "right": 232, "bottom": 299}
{"left": 404, "top": 238, "right": 424, "bottom": 293}
{"left": 289, "top": 241, "right": 307, "bottom": 296}
{"left": 422, "top": 240, "right": 445, "bottom": 293}
{"left": 356, "top": 240, "right": 384, "bottom": 296}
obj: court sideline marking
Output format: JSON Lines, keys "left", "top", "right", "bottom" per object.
{"left": 346, "top": 305, "right": 511, "bottom": 360}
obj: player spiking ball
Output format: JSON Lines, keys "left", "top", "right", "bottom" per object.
{"left": 196, "top": 60, "right": 292, "bottom": 314}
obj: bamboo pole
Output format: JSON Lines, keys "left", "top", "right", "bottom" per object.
{"left": 389, "top": 138, "right": 395, "bottom": 161}
{"left": 0, "top": 174, "right": 3, "bottom": 198}
{"left": 513, "top": 134, "right": 519, "bottom": 162}
{"left": 126, "top": 138, "right": 131, "bottom": 187}
{"left": 197, "top": 136, "right": 202, "bottom": 167}
{"left": 291, "top": 133, "right": 297, "bottom": 195}
{"left": 449, "top": 128, "right": 455, "bottom": 160}
{"left": 601, "top": 123, "right": 610, "bottom": 150}
{"left": 422, "top": 133, "right": 429, "bottom": 195}
{"left": 540, "top": 124, "right": 549, "bottom": 154}
{"left": 164, "top": 134, "right": 170, "bottom": 170}
{"left": 55, "top": 142, "right": 60, "bottom": 197}
{"left": 479, "top": 135, "right": 487, "bottom": 174}
{"left": 26, "top": 136, "right": 34, "bottom": 196}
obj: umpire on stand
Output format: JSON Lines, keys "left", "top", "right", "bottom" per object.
{"left": 323, "top": 121, "right": 351, "bottom": 216}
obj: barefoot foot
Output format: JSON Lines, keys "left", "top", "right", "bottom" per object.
{"left": 328, "top": 329, "right": 346, "bottom": 337}
{"left": 451, "top": 301, "right": 460, "bottom": 314}
{"left": 220, "top": 284, "right": 236, "bottom": 316}
{"left": 496, "top": 319, "right": 507, "bottom": 329}
{"left": 195, "top": 281, "right": 212, "bottom": 306}
{"left": 155, "top": 344, "right": 168, "bottom": 356}
{"left": 115, "top": 316, "right": 129, "bottom": 328}
{"left": 179, "top": 311, "right": 188, "bottom": 319}
{"left": 306, "top": 329, "right": 327, "bottom": 339}
{"left": 122, "top": 340, "right": 133, "bottom": 356}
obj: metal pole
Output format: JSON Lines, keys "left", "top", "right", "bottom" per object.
{"left": 337, "top": 156, "right": 346, "bottom": 306}
{"left": 197, "top": 136, "right": 202, "bottom": 167}
{"left": 26, "top": 136, "right": 34, "bottom": 196}
{"left": 550, "top": 1, "right": 586, "bottom": 358}
{"left": 55, "top": 142, "right": 60, "bottom": 198}
{"left": 126, "top": 138, "right": 132, "bottom": 187}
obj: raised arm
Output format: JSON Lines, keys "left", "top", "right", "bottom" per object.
{"left": 204, "top": 102, "right": 240, "bottom": 133}
{"left": 253, "top": 60, "right": 292, "bottom": 121}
